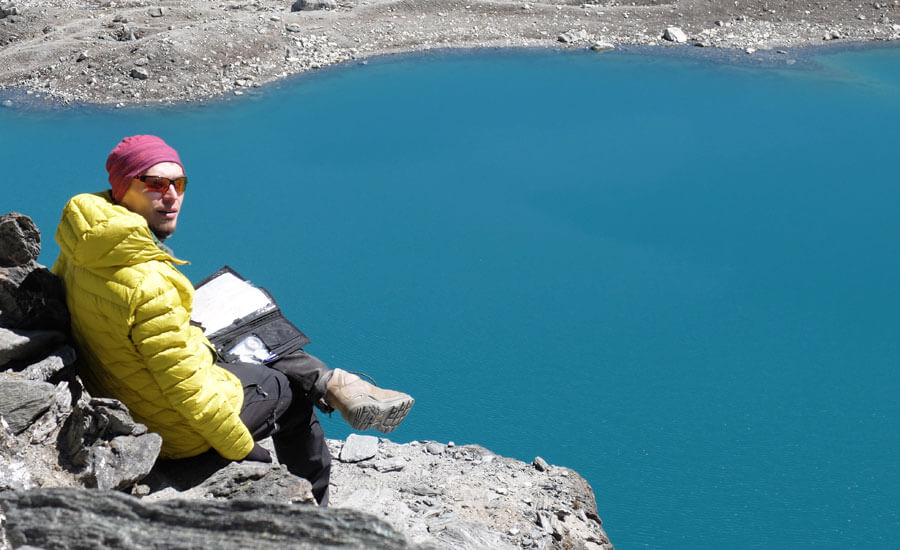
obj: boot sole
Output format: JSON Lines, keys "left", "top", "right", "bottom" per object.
{"left": 345, "top": 395, "right": 414, "bottom": 434}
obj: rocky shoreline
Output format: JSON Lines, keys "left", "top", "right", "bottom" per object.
{"left": 0, "top": 1, "right": 898, "bottom": 107}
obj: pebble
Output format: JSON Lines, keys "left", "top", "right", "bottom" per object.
{"left": 129, "top": 67, "right": 149, "bottom": 80}
{"left": 425, "top": 442, "right": 444, "bottom": 455}
{"left": 1, "top": 100, "right": 12, "bottom": 107}
{"left": 533, "top": 456, "right": 550, "bottom": 472}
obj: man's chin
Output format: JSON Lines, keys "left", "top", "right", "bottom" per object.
{"left": 150, "top": 222, "right": 176, "bottom": 241}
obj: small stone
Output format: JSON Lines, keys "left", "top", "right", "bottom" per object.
{"left": 425, "top": 442, "right": 444, "bottom": 455}
{"left": 1, "top": 100, "right": 12, "bottom": 108}
{"left": 130, "top": 67, "right": 149, "bottom": 80}
{"left": 663, "top": 26, "right": 688, "bottom": 43}
{"left": 857, "top": 14, "right": 866, "bottom": 20}
{"left": 745, "top": 47, "right": 757, "bottom": 54}
{"left": 557, "top": 29, "right": 589, "bottom": 44}
{"left": 533, "top": 456, "right": 550, "bottom": 472}
{"left": 339, "top": 433, "right": 378, "bottom": 462}
{"left": 134, "top": 57, "right": 149, "bottom": 66}
{"left": 714, "top": 20, "right": 724, "bottom": 27}
{"left": 76, "top": 51, "right": 89, "bottom": 62}
{"left": 148, "top": 7, "right": 164, "bottom": 17}
{"left": 285, "top": 23, "right": 302, "bottom": 32}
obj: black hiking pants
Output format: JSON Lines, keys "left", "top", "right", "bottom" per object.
{"left": 221, "top": 350, "right": 333, "bottom": 506}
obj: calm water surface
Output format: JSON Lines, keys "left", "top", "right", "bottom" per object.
{"left": 3, "top": 45, "right": 899, "bottom": 549}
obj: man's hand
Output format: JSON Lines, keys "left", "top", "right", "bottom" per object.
{"left": 243, "top": 443, "right": 272, "bottom": 463}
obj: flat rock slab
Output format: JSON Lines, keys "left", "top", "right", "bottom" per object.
{"left": 0, "top": 488, "right": 413, "bottom": 550}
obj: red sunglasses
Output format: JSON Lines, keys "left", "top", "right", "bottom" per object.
{"left": 135, "top": 174, "right": 188, "bottom": 195}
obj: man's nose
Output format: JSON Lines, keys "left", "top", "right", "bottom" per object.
{"left": 163, "top": 182, "right": 180, "bottom": 199}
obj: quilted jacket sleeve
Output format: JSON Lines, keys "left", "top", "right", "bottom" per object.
{"left": 129, "top": 268, "right": 254, "bottom": 461}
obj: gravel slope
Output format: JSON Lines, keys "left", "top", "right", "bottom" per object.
{"left": 0, "top": 1, "right": 898, "bottom": 106}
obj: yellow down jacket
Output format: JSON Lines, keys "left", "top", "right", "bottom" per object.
{"left": 52, "top": 192, "right": 254, "bottom": 460}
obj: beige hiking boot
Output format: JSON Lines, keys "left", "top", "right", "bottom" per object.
{"left": 325, "top": 368, "right": 414, "bottom": 433}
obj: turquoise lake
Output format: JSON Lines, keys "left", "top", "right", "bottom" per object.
{"left": 3, "top": 44, "right": 899, "bottom": 548}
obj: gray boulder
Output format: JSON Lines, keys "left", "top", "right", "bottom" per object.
{"left": 145, "top": 459, "right": 316, "bottom": 505}
{"left": 663, "top": 26, "right": 688, "bottom": 43}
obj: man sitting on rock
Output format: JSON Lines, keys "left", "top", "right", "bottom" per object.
{"left": 52, "top": 135, "right": 413, "bottom": 506}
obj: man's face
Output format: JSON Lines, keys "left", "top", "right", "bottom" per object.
{"left": 118, "top": 161, "right": 185, "bottom": 241}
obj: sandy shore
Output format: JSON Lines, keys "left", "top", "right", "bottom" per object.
{"left": 0, "top": 1, "right": 898, "bottom": 106}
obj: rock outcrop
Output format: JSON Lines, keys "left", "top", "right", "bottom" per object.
{"left": 0, "top": 212, "right": 613, "bottom": 549}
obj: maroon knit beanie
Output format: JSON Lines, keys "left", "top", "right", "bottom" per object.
{"left": 106, "top": 135, "right": 184, "bottom": 202}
